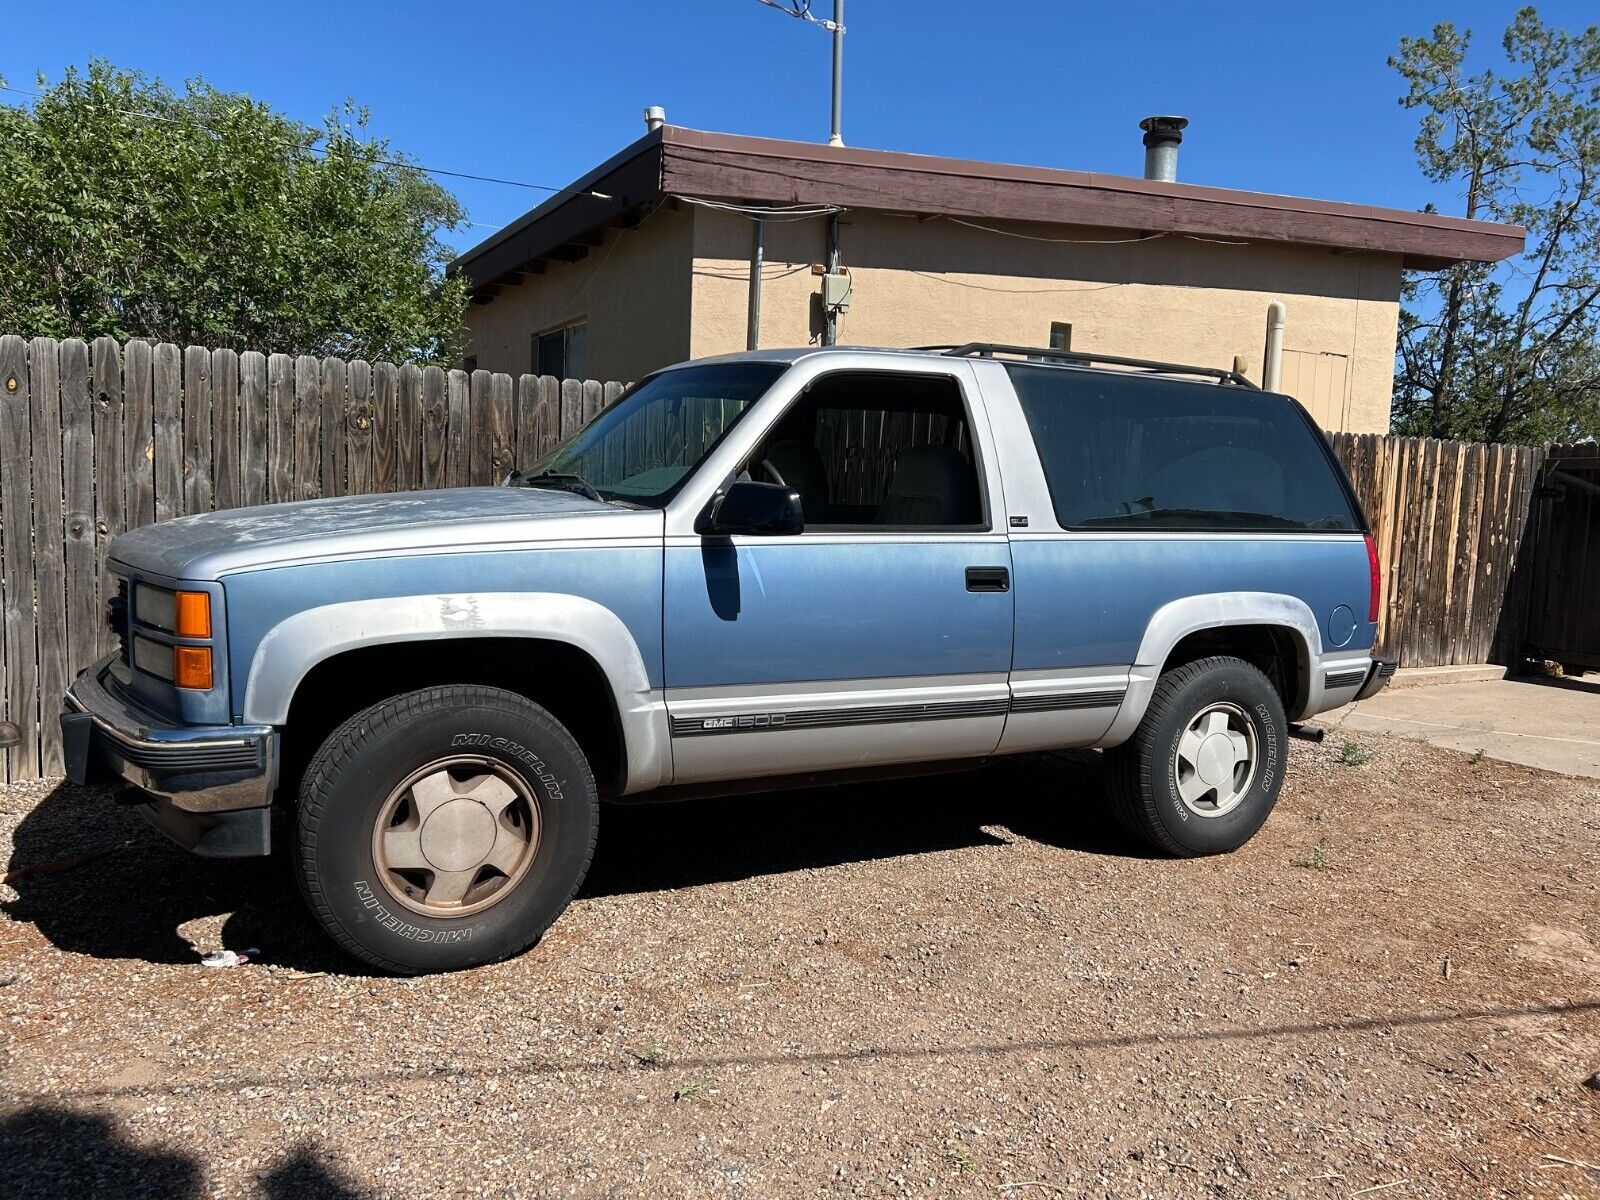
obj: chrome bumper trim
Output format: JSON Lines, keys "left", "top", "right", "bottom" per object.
{"left": 62, "top": 654, "right": 277, "bottom": 815}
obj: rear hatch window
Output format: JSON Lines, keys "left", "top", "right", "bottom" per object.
{"left": 1004, "top": 364, "right": 1361, "bottom": 532}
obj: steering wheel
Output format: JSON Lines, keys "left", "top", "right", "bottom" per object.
{"left": 756, "top": 458, "right": 787, "bottom": 487}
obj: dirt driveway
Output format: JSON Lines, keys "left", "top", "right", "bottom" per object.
{"left": 2, "top": 734, "right": 1597, "bottom": 1199}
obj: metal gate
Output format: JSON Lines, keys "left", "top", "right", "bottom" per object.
{"left": 1525, "top": 442, "right": 1600, "bottom": 672}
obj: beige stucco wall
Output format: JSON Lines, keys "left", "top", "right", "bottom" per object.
{"left": 462, "top": 202, "right": 1403, "bottom": 432}
{"left": 461, "top": 206, "right": 695, "bottom": 383}
{"left": 689, "top": 209, "right": 1402, "bottom": 433}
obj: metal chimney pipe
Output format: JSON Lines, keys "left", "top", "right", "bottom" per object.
{"left": 1139, "top": 115, "right": 1188, "bottom": 182}
{"left": 643, "top": 106, "right": 666, "bottom": 133}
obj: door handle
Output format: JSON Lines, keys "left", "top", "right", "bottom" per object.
{"left": 965, "top": 566, "right": 1010, "bottom": 593}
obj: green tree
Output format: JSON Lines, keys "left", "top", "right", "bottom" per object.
{"left": 1391, "top": 8, "right": 1600, "bottom": 444}
{"left": 0, "top": 60, "right": 469, "bottom": 363}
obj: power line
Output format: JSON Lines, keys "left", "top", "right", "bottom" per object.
{"left": 0, "top": 82, "right": 612, "bottom": 201}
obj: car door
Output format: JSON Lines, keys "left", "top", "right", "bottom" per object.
{"left": 662, "top": 358, "right": 1014, "bottom": 785}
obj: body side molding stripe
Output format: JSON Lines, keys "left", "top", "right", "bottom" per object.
{"left": 669, "top": 684, "right": 1127, "bottom": 737}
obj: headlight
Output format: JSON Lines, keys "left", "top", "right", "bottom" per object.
{"left": 134, "top": 584, "right": 211, "bottom": 638}
{"left": 131, "top": 585, "right": 214, "bottom": 688}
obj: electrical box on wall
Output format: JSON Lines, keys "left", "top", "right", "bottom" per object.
{"left": 821, "top": 270, "right": 852, "bottom": 313}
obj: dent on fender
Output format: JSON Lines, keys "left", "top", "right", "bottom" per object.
{"left": 241, "top": 592, "right": 672, "bottom": 793}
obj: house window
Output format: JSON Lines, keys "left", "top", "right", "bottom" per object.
{"left": 534, "top": 321, "right": 588, "bottom": 379}
{"left": 1049, "top": 321, "right": 1073, "bottom": 351}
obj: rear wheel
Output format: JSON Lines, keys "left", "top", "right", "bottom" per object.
{"left": 1106, "top": 655, "right": 1287, "bottom": 857}
{"left": 295, "top": 684, "right": 597, "bottom": 973}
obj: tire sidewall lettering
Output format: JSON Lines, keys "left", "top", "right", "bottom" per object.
{"left": 449, "top": 732, "right": 565, "bottom": 801}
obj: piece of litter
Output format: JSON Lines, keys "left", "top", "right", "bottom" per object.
{"left": 200, "top": 948, "right": 260, "bottom": 968}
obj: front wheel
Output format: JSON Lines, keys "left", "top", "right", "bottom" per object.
{"left": 294, "top": 685, "right": 598, "bottom": 973}
{"left": 1105, "top": 656, "right": 1287, "bottom": 857}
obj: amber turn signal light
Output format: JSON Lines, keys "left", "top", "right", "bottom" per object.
{"left": 174, "top": 591, "right": 212, "bottom": 638}
{"left": 173, "top": 646, "right": 213, "bottom": 690}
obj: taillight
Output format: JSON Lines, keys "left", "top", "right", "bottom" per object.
{"left": 1364, "top": 533, "right": 1381, "bottom": 624}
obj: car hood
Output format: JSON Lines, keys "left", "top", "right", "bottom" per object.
{"left": 108, "top": 487, "right": 662, "bottom": 580}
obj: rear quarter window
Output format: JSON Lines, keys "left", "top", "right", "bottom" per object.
{"left": 1004, "top": 364, "right": 1361, "bottom": 532}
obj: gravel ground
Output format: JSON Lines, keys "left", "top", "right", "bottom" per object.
{"left": 1, "top": 732, "right": 1598, "bottom": 1199}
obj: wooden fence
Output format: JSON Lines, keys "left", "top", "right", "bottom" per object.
{"left": 1328, "top": 432, "right": 1546, "bottom": 668}
{"left": 0, "top": 334, "right": 1556, "bottom": 783}
{"left": 0, "top": 334, "right": 623, "bottom": 782}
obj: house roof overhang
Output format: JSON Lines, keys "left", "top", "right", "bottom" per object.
{"left": 451, "top": 125, "right": 1526, "bottom": 296}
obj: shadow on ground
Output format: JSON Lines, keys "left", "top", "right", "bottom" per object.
{"left": 0, "top": 1106, "right": 370, "bottom": 1199}
{"left": 3, "top": 752, "right": 1145, "bottom": 972}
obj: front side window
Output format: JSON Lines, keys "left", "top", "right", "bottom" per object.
{"left": 747, "top": 371, "right": 985, "bottom": 529}
{"left": 1005, "top": 364, "right": 1360, "bottom": 532}
{"left": 516, "top": 362, "right": 786, "bottom": 508}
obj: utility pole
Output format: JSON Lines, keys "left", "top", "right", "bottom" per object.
{"left": 756, "top": 0, "right": 845, "bottom": 146}
{"left": 828, "top": 0, "right": 844, "bottom": 147}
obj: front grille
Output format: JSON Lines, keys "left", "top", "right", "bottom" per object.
{"left": 106, "top": 578, "right": 130, "bottom": 666}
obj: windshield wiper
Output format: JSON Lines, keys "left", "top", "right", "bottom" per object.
{"left": 506, "top": 470, "right": 605, "bottom": 503}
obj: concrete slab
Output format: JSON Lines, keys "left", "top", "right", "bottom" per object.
{"left": 1389, "top": 663, "right": 1508, "bottom": 690}
{"left": 1315, "top": 674, "right": 1600, "bottom": 779}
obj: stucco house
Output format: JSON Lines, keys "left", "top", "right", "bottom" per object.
{"left": 453, "top": 122, "right": 1522, "bottom": 433}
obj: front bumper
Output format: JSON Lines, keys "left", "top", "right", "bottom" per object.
{"left": 1353, "top": 657, "right": 1399, "bottom": 702}
{"left": 61, "top": 655, "right": 277, "bottom": 857}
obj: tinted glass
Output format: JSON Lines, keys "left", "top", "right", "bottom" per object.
{"left": 751, "top": 372, "right": 983, "bottom": 528}
{"left": 523, "top": 362, "right": 785, "bottom": 507}
{"left": 1006, "top": 364, "right": 1361, "bottom": 532}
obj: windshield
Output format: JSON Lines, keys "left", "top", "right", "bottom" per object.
{"left": 515, "top": 362, "right": 786, "bottom": 507}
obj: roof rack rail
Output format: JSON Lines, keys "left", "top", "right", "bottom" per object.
{"left": 922, "top": 343, "right": 1260, "bottom": 388}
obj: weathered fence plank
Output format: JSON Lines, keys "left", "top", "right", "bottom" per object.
{"left": 468, "top": 370, "right": 494, "bottom": 486}
{"left": 152, "top": 343, "right": 182, "bottom": 522}
{"left": 0, "top": 335, "right": 39, "bottom": 781}
{"left": 123, "top": 339, "right": 155, "bottom": 529}
{"left": 346, "top": 360, "right": 374, "bottom": 497}
{"left": 372, "top": 362, "right": 397, "bottom": 495}
{"left": 267, "top": 353, "right": 294, "bottom": 504}
{"left": 534, "top": 375, "right": 562, "bottom": 459}
{"left": 240, "top": 351, "right": 269, "bottom": 509}
{"left": 30, "top": 337, "right": 68, "bottom": 774}
{"left": 397, "top": 364, "right": 421, "bottom": 492}
{"left": 420, "top": 366, "right": 446, "bottom": 490}
{"left": 91, "top": 336, "right": 126, "bottom": 658}
{"left": 473, "top": 371, "right": 513, "bottom": 485}
{"left": 320, "top": 357, "right": 347, "bottom": 498}
{"left": 293, "top": 355, "right": 321, "bottom": 501}
{"left": 559, "top": 378, "right": 583, "bottom": 443}
{"left": 212, "top": 349, "right": 241, "bottom": 512}
{"left": 182, "top": 344, "right": 213, "bottom": 516}
{"left": 60, "top": 338, "right": 98, "bottom": 698}
{"left": 445, "top": 369, "right": 470, "bottom": 489}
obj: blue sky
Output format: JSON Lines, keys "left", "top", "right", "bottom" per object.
{"left": 3, "top": 1, "right": 1593, "bottom": 254}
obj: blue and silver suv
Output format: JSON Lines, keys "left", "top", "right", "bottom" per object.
{"left": 63, "top": 344, "right": 1394, "bottom": 973}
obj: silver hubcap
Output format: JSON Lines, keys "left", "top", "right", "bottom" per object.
{"left": 372, "top": 756, "right": 540, "bottom": 917}
{"left": 1174, "top": 702, "right": 1258, "bottom": 817}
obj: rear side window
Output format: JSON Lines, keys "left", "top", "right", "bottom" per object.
{"left": 1005, "top": 364, "right": 1360, "bottom": 532}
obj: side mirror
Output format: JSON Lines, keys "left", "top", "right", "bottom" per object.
{"left": 699, "top": 480, "right": 804, "bottom": 536}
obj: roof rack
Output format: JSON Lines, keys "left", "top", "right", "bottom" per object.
{"left": 923, "top": 343, "right": 1260, "bottom": 388}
